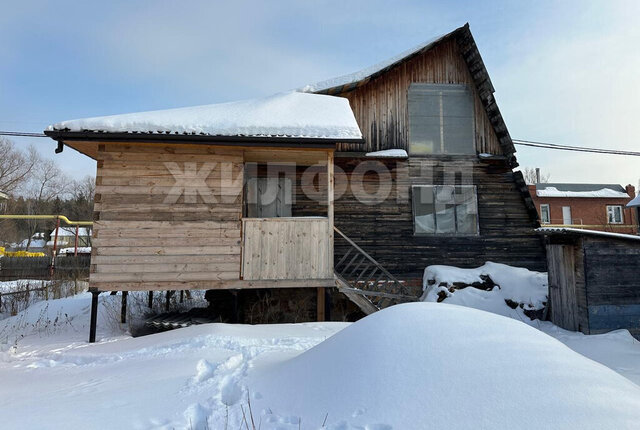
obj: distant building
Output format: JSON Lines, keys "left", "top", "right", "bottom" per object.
{"left": 529, "top": 183, "right": 637, "bottom": 234}
{"left": 48, "top": 227, "right": 92, "bottom": 248}
{"left": 0, "top": 191, "right": 7, "bottom": 213}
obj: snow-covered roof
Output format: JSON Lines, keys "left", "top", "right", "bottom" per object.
{"left": 536, "top": 183, "right": 629, "bottom": 198}
{"left": 51, "top": 227, "right": 90, "bottom": 237}
{"left": 627, "top": 194, "right": 640, "bottom": 208}
{"left": 302, "top": 32, "right": 450, "bottom": 94}
{"left": 537, "top": 227, "right": 640, "bottom": 241}
{"left": 46, "top": 92, "right": 362, "bottom": 141}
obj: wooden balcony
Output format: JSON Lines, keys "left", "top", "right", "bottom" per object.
{"left": 241, "top": 217, "right": 333, "bottom": 283}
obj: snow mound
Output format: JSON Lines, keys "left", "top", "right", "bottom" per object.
{"left": 250, "top": 303, "right": 640, "bottom": 429}
{"left": 421, "top": 262, "right": 548, "bottom": 319}
{"left": 48, "top": 91, "right": 362, "bottom": 140}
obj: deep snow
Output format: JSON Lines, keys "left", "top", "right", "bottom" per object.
{"left": 1, "top": 292, "right": 640, "bottom": 429}
{"left": 3, "top": 266, "right": 640, "bottom": 429}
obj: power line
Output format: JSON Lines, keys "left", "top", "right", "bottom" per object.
{"left": 513, "top": 139, "right": 640, "bottom": 157}
{"left": 1, "top": 129, "right": 639, "bottom": 157}
{"left": 0, "top": 131, "right": 47, "bottom": 138}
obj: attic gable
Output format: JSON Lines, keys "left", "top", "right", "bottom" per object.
{"left": 305, "top": 24, "right": 518, "bottom": 167}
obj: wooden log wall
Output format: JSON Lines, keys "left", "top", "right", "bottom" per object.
{"left": 335, "top": 38, "right": 501, "bottom": 154}
{"left": 91, "top": 143, "right": 244, "bottom": 291}
{"left": 333, "top": 156, "right": 547, "bottom": 282}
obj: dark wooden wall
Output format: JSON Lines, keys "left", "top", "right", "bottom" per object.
{"left": 333, "top": 156, "right": 547, "bottom": 282}
{"left": 582, "top": 237, "right": 640, "bottom": 337}
{"left": 334, "top": 38, "right": 502, "bottom": 154}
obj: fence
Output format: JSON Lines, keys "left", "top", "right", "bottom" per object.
{"left": 0, "top": 255, "right": 91, "bottom": 281}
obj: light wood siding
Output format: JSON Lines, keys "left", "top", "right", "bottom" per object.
{"left": 91, "top": 143, "right": 243, "bottom": 291}
{"left": 335, "top": 38, "right": 501, "bottom": 154}
{"left": 242, "top": 217, "right": 331, "bottom": 280}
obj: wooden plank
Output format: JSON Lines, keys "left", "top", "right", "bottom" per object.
{"left": 93, "top": 237, "right": 241, "bottom": 247}
{"left": 94, "top": 263, "right": 240, "bottom": 273}
{"left": 95, "top": 245, "right": 241, "bottom": 256}
{"left": 92, "top": 278, "right": 336, "bottom": 291}
{"left": 93, "top": 255, "right": 240, "bottom": 265}
{"left": 95, "top": 228, "right": 241, "bottom": 239}
{"left": 90, "top": 271, "right": 239, "bottom": 282}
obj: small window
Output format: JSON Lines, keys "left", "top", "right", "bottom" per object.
{"left": 607, "top": 205, "right": 624, "bottom": 224}
{"left": 412, "top": 185, "right": 478, "bottom": 235}
{"left": 540, "top": 204, "right": 550, "bottom": 224}
{"left": 408, "top": 83, "right": 474, "bottom": 155}
{"left": 245, "top": 177, "right": 292, "bottom": 218}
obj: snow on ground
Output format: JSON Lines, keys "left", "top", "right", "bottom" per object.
{"left": 420, "top": 262, "right": 640, "bottom": 386}
{"left": 58, "top": 246, "right": 92, "bottom": 255}
{"left": 2, "top": 297, "right": 640, "bottom": 429}
{"left": 3, "top": 262, "right": 640, "bottom": 429}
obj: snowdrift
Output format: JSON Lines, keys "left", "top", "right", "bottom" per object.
{"left": 251, "top": 302, "right": 640, "bottom": 429}
{"left": 421, "top": 262, "right": 548, "bottom": 319}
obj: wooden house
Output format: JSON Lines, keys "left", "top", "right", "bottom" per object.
{"left": 305, "top": 24, "right": 546, "bottom": 284}
{"left": 45, "top": 24, "right": 546, "bottom": 338}
{"left": 540, "top": 228, "right": 640, "bottom": 338}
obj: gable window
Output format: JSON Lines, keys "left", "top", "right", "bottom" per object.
{"left": 540, "top": 204, "right": 550, "bottom": 224}
{"left": 408, "top": 83, "right": 474, "bottom": 155}
{"left": 412, "top": 185, "right": 478, "bottom": 235}
{"left": 607, "top": 205, "right": 624, "bottom": 224}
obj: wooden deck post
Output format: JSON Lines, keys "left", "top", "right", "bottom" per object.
{"left": 327, "top": 151, "right": 334, "bottom": 271}
{"left": 165, "top": 290, "right": 172, "bottom": 312}
{"left": 120, "top": 291, "right": 128, "bottom": 324}
{"left": 317, "top": 287, "right": 326, "bottom": 321}
{"left": 89, "top": 288, "right": 99, "bottom": 343}
{"left": 317, "top": 150, "right": 334, "bottom": 322}
{"left": 148, "top": 291, "right": 153, "bottom": 309}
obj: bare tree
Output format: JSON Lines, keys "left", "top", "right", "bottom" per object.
{"left": 522, "top": 167, "right": 551, "bottom": 185}
{"left": 0, "top": 138, "right": 39, "bottom": 194}
{"left": 23, "top": 158, "right": 72, "bottom": 250}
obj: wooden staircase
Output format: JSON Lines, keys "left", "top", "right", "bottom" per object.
{"left": 333, "top": 227, "right": 417, "bottom": 314}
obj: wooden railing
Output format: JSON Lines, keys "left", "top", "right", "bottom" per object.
{"left": 333, "top": 226, "right": 415, "bottom": 313}
{"left": 241, "top": 217, "right": 332, "bottom": 281}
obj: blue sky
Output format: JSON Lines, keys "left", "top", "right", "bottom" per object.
{"left": 1, "top": 0, "right": 639, "bottom": 187}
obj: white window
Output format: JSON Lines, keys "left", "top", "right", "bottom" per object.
{"left": 562, "top": 206, "right": 572, "bottom": 225}
{"left": 412, "top": 185, "right": 478, "bottom": 235}
{"left": 408, "top": 84, "right": 474, "bottom": 155}
{"left": 607, "top": 205, "right": 624, "bottom": 224}
{"left": 540, "top": 204, "right": 550, "bottom": 224}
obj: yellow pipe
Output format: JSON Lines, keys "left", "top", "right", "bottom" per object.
{"left": 0, "top": 214, "right": 93, "bottom": 226}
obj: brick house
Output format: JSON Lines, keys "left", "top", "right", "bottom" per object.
{"left": 529, "top": 183, "right": 638, "bottom": 234}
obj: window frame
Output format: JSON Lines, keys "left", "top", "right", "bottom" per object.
{"left": 606, "top": 205, "right": 624, "bottom": 224}
{"left": 540, "top": 204, "right": 551, "bottom": 224}
{"left": 407, "top": 83, "right": 476, "bottom": 156}
{"left": 411, "top": 185, "right": 480, "bottom": 237}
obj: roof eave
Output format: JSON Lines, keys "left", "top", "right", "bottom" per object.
{"left": 44, "top": 129, "right": 365, "bottom": 148}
